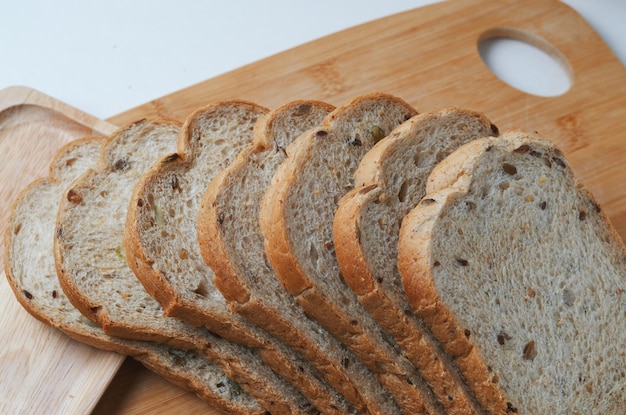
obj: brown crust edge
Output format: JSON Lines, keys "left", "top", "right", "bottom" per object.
{"left": 260, "top": 92, "right": 417, "bottom": 297}
{"left": 198, "top": 143, "right": 257, "bottom": 304}
{"left": 124, "top": 154, "right": 189, "bottom": 315}
{"left": 4, "top": 135, "right": 267, "bottom": 414}
{"left": 335, "top": 109, "right": 507, "bottom": 414}
{"left": 333, "top": 113, "right": 496, "bottom": 415}
{"left": 54, "top": 119, "right": 185, "bottom": 337}
{"left": 54, "top": 166, "right": 111, "bottom": 326}
{"left": 4, "top": 136, "right": 106, "bottom": 329}
{"left": 333, "top": 184, "right": 381, "bottom": 296}
{"left": 199, "top": 100, "right": 336, "bottom": 304}
{"left": 397, "top": 135, "right": 556, "bottom": 415}
{"left": 259, "top": 126, "right": 317, "bottom": 296}
{"left": 123, "top": 102, "right": 268, "bottom": 326}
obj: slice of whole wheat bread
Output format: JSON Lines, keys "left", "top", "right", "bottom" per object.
{"left": 55, "top": 119, "right": 181, "bottom": 337}
{"left": 53, "top": 118, "right": 316, "bottom": 415}
{"left": 198, "top": 100, "right": 400, "bottom": 415}
{"left": 333, "top": 107, "right": 501, "bottom": 415}
{"left": 260, "top": 93, "right": 447, "bottom": 415}
{"left": 398, "top": 131, "right": 626, "bottom": 414}
{"left": 123, "top": 103, "right": 353, "bottom": 414}
{"left": 3, "top": 136, "right": 264, "bottom": 415}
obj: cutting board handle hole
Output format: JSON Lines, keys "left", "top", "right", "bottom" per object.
{"left": 478, "top": 28, "right": 572, "bottom": 97}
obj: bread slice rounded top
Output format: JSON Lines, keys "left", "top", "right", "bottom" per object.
{"left": 199, "top": 100, "right": 334, "bottom": 304}
{"left": 333, "top": 107, "right": 501, "bottom": 415}
{"left": 261, "top": 92, "right": 417, "bottom": 300}
{"left": 260, "top": 93, "right": 452, "bottom": 415}
{"left": 6, "top": 136, "right": 111, "bottom": 342}
{"left": 124, "top": 101, "right": 268, "bottom": 332}
{"left": 198, "top": 100, "right": 401, "bottom": 415}
{"left": 55, "top": 118, "right": 182, "bottom": 336}
{"left": 4, "top": 135, "right": 265, "bottom": 415}
{"left": 398, "top": 131, "right": 626, "bottom": 414}
{"left": 53, "top": 117, "right": 315, "bottom": 415}
{"left": 123, "top": 103, "right": 353, "bottom": 415}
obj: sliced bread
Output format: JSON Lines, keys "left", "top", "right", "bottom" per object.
{"left": 53, "top": 118, "right": 316, "bottom": 415}
{"left": 333, "top": 107, "right": 500, "bottom": 414}
{"left": 398, "top": 131, "right": 626, "bottom": 414}
{"left": 260, "top": 93, "right": 446, "bottom": 415}
{"left": 123, "top": 103, "right": 353, "bottom": 414}
{"left": 55, "top": 118, "right": 182, "bottom": 336}
{"left": 198, "top": 100, "right": 400, "bottom": 415}
{"left": 3, "top": 136, "right": 264, "bottom": 415}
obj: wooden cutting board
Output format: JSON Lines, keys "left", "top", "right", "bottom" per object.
{"left": 0, "top": 88, "right": 123, "bottom": 414}
{"left": 2, "top": 0, "right": 626, "bottom": 413}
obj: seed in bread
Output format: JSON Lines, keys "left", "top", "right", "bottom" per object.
{"left": 398, "top": 131, "right": 626, "bottom": 414}
{"left": 334, "top": 107, "right": 501, "bottom": 414}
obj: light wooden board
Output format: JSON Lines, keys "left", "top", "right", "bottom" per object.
{"left": 0, "top": 87, "right": 122, "bottom": 415}
{"left": 110, "top": 0, "right": 626, "bottom": 239}
{"left": 2, "top": 0, "right": 626, "bottom": 413}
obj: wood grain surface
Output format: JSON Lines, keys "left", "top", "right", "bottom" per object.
{"left": 110, "top": 0, "right": 626, "bottom": 238}
{"left": 2, "top": 0, "right": 626, "bottom": 413}
{"left": 0, "top": 87, "right": 122, "bottom": 415}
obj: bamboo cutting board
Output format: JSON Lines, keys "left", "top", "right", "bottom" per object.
{"left": 2, "top": 0, "right": 626, "bottom": 414}
{"left": 0, "top": 87, "right": 122, "bottom": 414}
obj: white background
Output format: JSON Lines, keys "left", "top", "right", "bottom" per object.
{"left": 1, "top": 1, "right": 624, "bottom": 120}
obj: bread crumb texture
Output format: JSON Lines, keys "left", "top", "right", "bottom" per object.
{"left": 429, "top": 134, "right": 626, "bottom": 413}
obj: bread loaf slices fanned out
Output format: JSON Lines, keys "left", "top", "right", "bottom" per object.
{"left": 124, "top": 103, "right": 353, "bottom": 415}
{"left": 4, "top": 136, "right": 264, "bottom": 415}
{"left": 198, "top": 100, "right": 400, "bottom": 415}
{"left": 334, "top": 108, "right": 500, "bottom": 415}
{"left": 398, "top": 131, "right": 626, "bottom": 414}
{"left": 54, "top": 118, "right": 315, "bottom": 415}
{"left": 260, "top": 93, "right": 446, "bottom": 415}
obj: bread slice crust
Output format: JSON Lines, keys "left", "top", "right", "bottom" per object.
{"left": 53, "top": 118, "right": 317, "bottom": 415}
{"left": 55, "top": 118, "right": 182, "bottom": 333}
{"left": 198, "top": 100, "right": 400, "bottom": 415}
{"left": 398, "top": 131, "right": 626, "bottom": 414}
{"left": 334, "top": 107, "right": 501, "bottom": 415}
{"left": 124, "top": 103, "right": 353, "bottom": 414}
{"left": 4, "top": 136, "right": 265, "bottom": 415}
{"left": 261, "top": 93, "right": 450, "bottom": 415}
